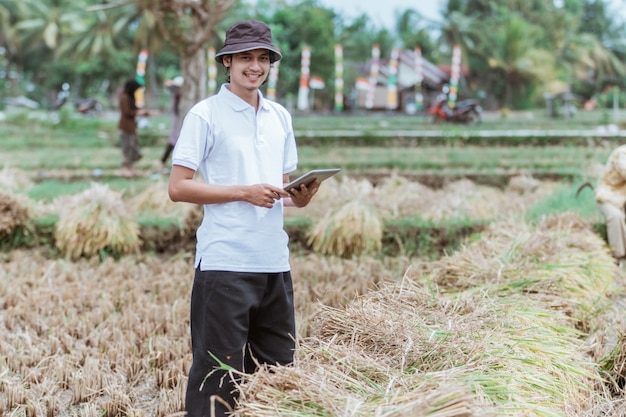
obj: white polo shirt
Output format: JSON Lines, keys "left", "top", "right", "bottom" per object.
{"left": 172, "top": 84, "right": 298, "bottom": 273}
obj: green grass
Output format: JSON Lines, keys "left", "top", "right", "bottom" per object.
{"left": 525, "top": 182, "right": 603, "bottom": 224}
{"left": 292, "top": 108, "right": 626, "bottom": 132}
{"left": 27, "top": 177, "right": 157, "bottom": 201}
{"left": 0, "top": 109, "right": 614, "bottom": 224}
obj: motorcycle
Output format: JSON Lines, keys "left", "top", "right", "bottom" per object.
{"left": 50, "top": 82, "right": 102, "bottom": 114}
{"left": 429, "top": 97, "right": 482, "bottom": 124}
{"left": 51, "top": 96, "right": 102, "bottom": 114}
{"left": 74, "top": 98, "right": 102, "bottom": 114}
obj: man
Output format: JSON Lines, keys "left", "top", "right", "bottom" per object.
{"left": 168, "top": 20, "right": 319, "bottom": 417}
{"left": 118, "top": 79, "right": 148, "bottom": 178}
{"left": 594, "top": 144, "right": 626, "bottom": 267}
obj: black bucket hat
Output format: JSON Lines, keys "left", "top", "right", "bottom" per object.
{"left": 215, "top": 20, "right": 282, "bottom": 64}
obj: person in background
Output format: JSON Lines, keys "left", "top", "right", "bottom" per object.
{"left": 594, "top": 144, "right": 626, "bottom": 268}
{"left": 160, "top": 76, "right": 183, "bottom": 173}
{"left": 168, "top": 19, "right": 320, "bottom": 417}
{"left": 118, "top": 78, "right": 151, "bottom": 178}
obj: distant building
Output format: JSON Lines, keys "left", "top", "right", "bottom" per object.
{"left": 354, "top": 48, "right": 453, "bottom": 112}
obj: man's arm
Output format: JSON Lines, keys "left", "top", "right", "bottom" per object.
{"left": 168, "top": 165, "right": 290, "bottom": 208}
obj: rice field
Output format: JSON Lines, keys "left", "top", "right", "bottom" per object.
{"left": 2, "top": 111, "right": 626, "bottom": 415}
{"left": 3, "top": 163, "right": 626, "bottom": 415}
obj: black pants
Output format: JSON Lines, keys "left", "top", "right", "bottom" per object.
{"left": 185, "top": 270, "right": 296, "bottom": 417}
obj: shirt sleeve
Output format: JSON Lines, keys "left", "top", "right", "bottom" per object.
{"left": 171, "top": 110, "right": 211, "bottom": 172}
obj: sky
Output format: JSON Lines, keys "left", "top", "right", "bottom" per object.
{"left": 314, "top": 0, "right": 626, "bottom": 30}
{"left": 316, "top": 0, "right": 445, "bottom": 30}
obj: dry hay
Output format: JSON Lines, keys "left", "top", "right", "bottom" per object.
{"left": 235, "top": 213, "right": 624, "bottom": 416}
{"left": 290, "top": 174, "right": 558, "bottom": 223}
{"left": 0, "top": 249, "right": 192, "bottom": 415}
{"left": 290, "top": 254, "right": 397, "bottom": 337}
{"left": 0, "top": 166, "right": 33, "bottom": 192}
{"left": 428, "top": 212, "right": 618, "bottom": 330}
{"left": 306, "top": 200, "right": 383, "bottom": 258}
{"left": 128, "top": 180, "right": 203, "bottom": 234}
{"left": 507, "top": 174, "right": 541, "bottom": 194}
{"left": 54, "top": 183, "right": 141, "bottom": 259}
{"left": 0, "top": 191, "right": 32, "bottom": 237}
{"left": 0, "top": 247, "right": 398, "bottom": 414}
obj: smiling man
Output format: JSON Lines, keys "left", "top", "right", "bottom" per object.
{"left": 167, "top": 20, "right": 319, "bottom": 417}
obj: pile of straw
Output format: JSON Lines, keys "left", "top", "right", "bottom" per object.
{"left": 289, "top": 174, "right": 558, "bottom": 224}
{"left": 0, "top": 191, "right": 32, "bottom": 238}
{"left": 0, "top": 167, "right": 32, "bottom": 192}
{"left": 236, "top": 212, "right": 623, "bottom": 416}
{"left": 54, "top": 183, "right": 140, "bottom": 259}
{"left": 128, "top": 180, "right": 202, "bottom": 234}
{"left": 306, "top": 200, "right": 383, "bottom": 257}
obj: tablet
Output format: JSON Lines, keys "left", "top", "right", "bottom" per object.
{"left": 284, "top": 168, "right": 341, "bottom": 193}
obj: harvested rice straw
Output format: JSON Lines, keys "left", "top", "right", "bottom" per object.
{"left": 0, "top": 191, "right": 32, "bottom": 236}
{"left": 307, "top": 200, "right": 383, "bottom": 258}
{"left": 0, "top": 166, "right": 33, "bottom": 191}
{"left": 129, "top": 180, "right": 201, "bottom": 234}
{"left": 54, "top": 183, "right": 140, "bottom": 259}
{"left": 129, "top": 180, "right": 176, "bottom": 214}
{"left": 288, "top": 176, "right": 374, "bottom": 219}
{"left": 238, "top": 330, "right": 490, "bottom": 416}
{"left": 291, "top": 254, "right": 394, "bottom": 337}
{"left": 236, "top": 214, "right": 609, "bottom": 416}
{"left": 429, "top": 213, "right": 618, "bottom": 330}
{"left": 598, "top": 332, "right": 626, "bottom": 394}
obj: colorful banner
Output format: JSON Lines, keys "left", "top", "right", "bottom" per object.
{"left": 334, "top": 44, "right": 344, "bottom": 112}
{"left": 365, "top": 44, "right": 380, "bottom": 109}
{"left": 414, "top": 47, "right": 424, "bottom": 110}
{"left": 297, "top": 45, "right": 311, "bottom": 111}
{"left": 448, "top": 45, "right": 462, "bottom": 109}
{"left": 135, "top": 49, "right": 148, "bottom": 108}
{"left": 386, "top": 48, "right": 399, "bottom": 110}
{"left": 207, "top": 47, "right": 217, "bottom": 96}
{"left": 266, "top": 54, "right": 281, "bottom": 100}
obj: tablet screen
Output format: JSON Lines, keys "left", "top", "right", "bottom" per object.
{"left": 284, "top": 168, "right": 341, "bottom": 193}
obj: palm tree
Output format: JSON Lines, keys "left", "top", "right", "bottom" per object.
{"left": 481, "top": 14, "right": 556, "bottom": 107}
{"left": 0, "top": 0, "right": 19, "bottom": 78}
{"left": 14, "top": 0, "right": 84, "bottom": 53}
{"left": 58, "top": 6, "right": 135, "bottom": 60}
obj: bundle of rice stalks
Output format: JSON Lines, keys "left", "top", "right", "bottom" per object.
{"left": 507, "top": 174, "right": 540, "bottom": 194}
{"left": 238, "top": 277, "right": 599, "bottom": 416}
{"left": 129, "top": 181, "right": 176, "bottom": 214}
{"left": 598, "top": 332, "right": 626, "bottom": 395}
{"left": 288, "top": 176, "right": 375, "bottom": 219}
{"left": 429, "top": 213, "right": 618, "bottom": 330}
{"left": 306, "top": 200, "right": 383, "bottom": 258}
{"left": 0, "top": 166, "right": 33, "bottom": 192}
{"left": 128, "top": 180, "right": 202, "bottom": 234}
{"left": 237, "top": 349, "right": 493, "bottom": 417}
{"left": 291, "top": 254, "right": 395, "bottom": 337}
{"left": 0, "top": 191, "right": 32, "bottom": 237}
{"left": 54, "top": 183, "right": 140, "bottom": 259}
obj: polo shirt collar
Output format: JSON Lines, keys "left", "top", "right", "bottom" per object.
{"left": 219, "top": 83, "right": 270, "bottom": 112}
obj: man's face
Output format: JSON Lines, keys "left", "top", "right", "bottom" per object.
{"left": 224, "top": 49, "right": 271, "bottom": 92}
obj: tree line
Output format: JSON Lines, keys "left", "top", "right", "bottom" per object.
{"left": 1, "top": 0, "right": 625, "bottom": 113}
